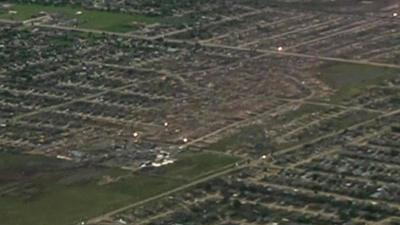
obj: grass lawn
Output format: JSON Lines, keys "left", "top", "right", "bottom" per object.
{"left": 272, "top": 109, "right": 379, "bottom": 150}
{"left": 317, "top": 62, "right": 400, "bottom": 103}
{"left": 208, "top": 125, "right": 267, "bottom": 153}
{"left": 208, "top": 104, "right": 328, "bottom": 153}
{"left": 0, "top": 152, "right": 184, "bottom": 225}
{"left": 275, "top": 104, "right": 328, "bottom": 124}
{"left": 0, "top": 3, "right": 183, "bottom": 32}
{"left": 0, "top": 151, "right": 239, "bottom": 225}
{"left": 0, "top": 174, "right": 182, "bottom": 225}
{"left": 148, "top": 152, "right": 239, "bottom": 180}
{"left": 0, "top": 152, "right": 66, "bottom": 171}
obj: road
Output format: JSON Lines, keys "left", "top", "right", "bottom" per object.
{"left": 87, "top": 161, "right": 247, "bottom": 224}
{"left": 87, "top": 102, "right": 400, "bottom": 224}
{"left": 2, "top": 9, "right": 399, "bottom": 225}
{"left": 199, "top": 42, "right": 400, "bottom": 69}
{"left": 6, "top": 18, "right": 396, "bottom": 70}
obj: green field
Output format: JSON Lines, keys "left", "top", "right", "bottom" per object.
{"left": 209, "top": 125, "right": 268, "bottom": 153}
{"left": 275, "top": 104, "right": 328, "bottom": 124}
{"left": 0, "top": 3, "right": 188, "bottom": 32}
{"left": 209, "top": 104, "right": 329, "bottom": 153}
{"left": 318, "top": 62, "right": 400, "bottom": 102}
{"left": 149, "top": 152, "right": 239, "bottom": 181}
{"left": 0, "top": 151, "right": 238, "bottom": 225}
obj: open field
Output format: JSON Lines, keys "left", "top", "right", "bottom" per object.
{"left": 317, "top": 62, "right": 400, "bottom": 102}
{"left": 0, "top": 3, "right": 191, "bottom": 32}
{"left": 0, "top": 152, "right": 237, "bottom": 225}
{"left": 148, "top": 152, "right": 239, "bottom": 180}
